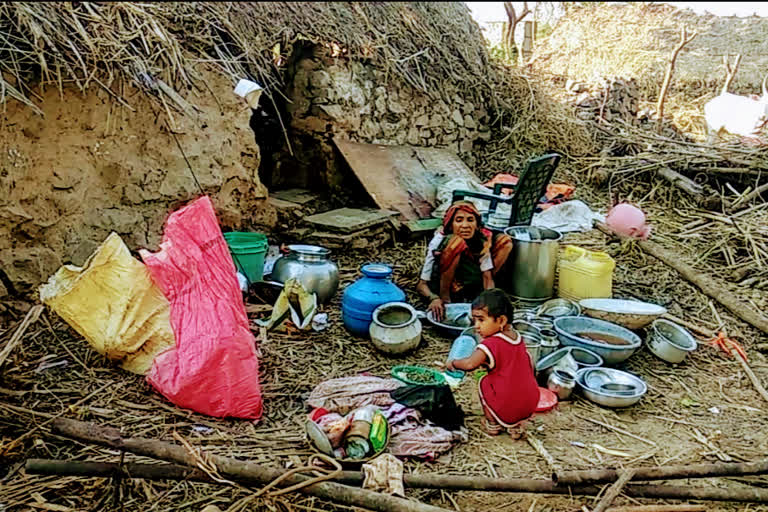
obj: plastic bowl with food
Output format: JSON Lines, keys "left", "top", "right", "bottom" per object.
{"left": 579, "top": 298, "right": 667, "bottom": 330}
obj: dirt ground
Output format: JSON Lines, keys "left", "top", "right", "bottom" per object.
{"left": 2, "top": 168, "right": 768, "bottom": 512}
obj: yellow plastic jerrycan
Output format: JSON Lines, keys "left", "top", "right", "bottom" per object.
{"left": 557, "top": 245, "right": 615, "bottom": 302}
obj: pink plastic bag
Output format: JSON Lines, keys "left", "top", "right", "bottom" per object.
{"left": 140, "top": 196, "right": 263, "bottom": 419}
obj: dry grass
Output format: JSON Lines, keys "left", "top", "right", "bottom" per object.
{"left": 0, "top": 2, "right": 493, "bottom": 111}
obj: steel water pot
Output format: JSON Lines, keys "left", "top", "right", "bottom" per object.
{"left": 503, "top": 227, "right": 563, "bottom": 302}
{"left": 271, "top": 244, "right": 340, "bottom": 304}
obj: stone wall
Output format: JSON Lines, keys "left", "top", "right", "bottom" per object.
{"left": 268, "top": 46, "right": 492, "bottom": 191}
{"left": 0, "top": 69, "right": 275, "bottom": 298}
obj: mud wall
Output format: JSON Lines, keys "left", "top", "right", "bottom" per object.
{"left": 269, "top": 46, "right": 492, "bottom": 191}
{"left": 0, "top": 70, "right": 275, "bottom": 298}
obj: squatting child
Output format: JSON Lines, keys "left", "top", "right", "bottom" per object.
{"left": 446, "top": 288, "right": 540, "bottom": 437}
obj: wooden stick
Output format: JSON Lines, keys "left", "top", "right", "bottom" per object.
{"left": 656, "top": 167, "right": 719, "bottom": 209}
{"left": 51, "top": 418, "right": 450, "bottom": 512}
{"left": 593, "top": 469, "right": 636, "bottom": 512}
{"left": 596, "top": 223, "right": 768, "bottom": 335}
{"left": 731, "top": 348, "right": 768, "bottom": 403}
{"left": 605, "top": 506, "right": 706, "bottom": 512}
{"left": 25, "top": 456, "right": 768, "bottom": 503}
{"left": 25, "top": 459, "right": 211, "bottom": 482}
{"left": 656, "top": 26, "right": 697, "bottom": 132}
{"left": 729, "top": 181, "right": 768, "bottom": 212}
{"left": 555, "top": 459, "right": 768, "bottom": 486}
{"left": 721, "top": 54, "right": 742, "bottom": 95}
{"left": 527, "top": 435, "right": 562, "bottom": 479}
{"left": 0, "top": 304, "right": 43, "bottom": 369}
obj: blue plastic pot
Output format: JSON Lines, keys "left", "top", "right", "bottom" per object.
{"left": 342, "top": 264, "right": 406, "bottom": 337}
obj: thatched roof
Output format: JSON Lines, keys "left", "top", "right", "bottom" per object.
{"left": 533, "top": 2, "right": 768, "bottom": 97}
{"left": 0, "top": 2, "right": 494, "bottom": 113}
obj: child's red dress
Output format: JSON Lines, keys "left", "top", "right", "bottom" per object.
{"left": 476, "top": 331, "right": 540, "bottom": 426}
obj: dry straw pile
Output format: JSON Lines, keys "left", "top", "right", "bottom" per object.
{"left": 0, "top": 2, "right": 593, "bottom": 163}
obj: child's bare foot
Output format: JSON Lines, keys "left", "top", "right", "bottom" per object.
{"left": 484, "top": 418, "right": 503, "bottom": 436}
{"left": 507, "top": 420, "right": 528, "bottom": 440}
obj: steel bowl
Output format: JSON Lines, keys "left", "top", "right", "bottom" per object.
{"left": 579, "top": 298, "right": 667, "bottom": 330}
{"left": 576, "top": 367, "right": 647, "bottom": 408}
{"left": 554, "top": 316, "right": 642, "bottom": 365}
{"left": 424, "top": 303, "right": 472, "bottom": 337}
{"left": 647, "top": 319, "right": 697, "bottom": 364}
{"left": 569, "top": 347, "right": 604, "bottom": 368}
{"left": 537, "top": 298, "right": 581, "bottom": 318}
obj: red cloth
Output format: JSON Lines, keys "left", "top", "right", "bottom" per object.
{"left": 477, "top": 332, "right": 540, "bottom": 426}
{"left": 483, "top": 173, "right": 575, "bottom": 203}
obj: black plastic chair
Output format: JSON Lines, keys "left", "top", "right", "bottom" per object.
{"left": 451, "top": 153, "right": 562, "bottom": 229}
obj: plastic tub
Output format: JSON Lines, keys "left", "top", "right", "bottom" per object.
{"left": 223, "top": 232, "right": 268, "bottom": 283}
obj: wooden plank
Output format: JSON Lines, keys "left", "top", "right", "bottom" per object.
{"left": 303, "top": 208, "right": 398, "bottom": 234}
{"left": 333, "top": 137, "right": 479, "bottom": 221}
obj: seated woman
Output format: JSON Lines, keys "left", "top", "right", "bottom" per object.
{"left": 416, "top": 201, "right": 512, "bottom": 321}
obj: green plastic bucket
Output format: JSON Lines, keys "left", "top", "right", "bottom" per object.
{"left": 223, "top": 232, "right": 268, "bottom": 283}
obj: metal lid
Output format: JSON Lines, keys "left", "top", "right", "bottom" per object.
{"left": 504, "top": 226, "right": 563, "bottom": 242}
{"left": 306, "top": 419, "right": 333, "bottom": 455}
{"left": 288, "top": 244, "right": 330, "bottom": 256}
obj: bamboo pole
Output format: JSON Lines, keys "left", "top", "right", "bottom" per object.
{"left": 555, "top": 459, "right": 768, "bottom": 486}
{"left": 50, "top": 419, "right": 450, "bottom": 512}
{"left": 26, "top": 457, "right": 768, "bottom": 503}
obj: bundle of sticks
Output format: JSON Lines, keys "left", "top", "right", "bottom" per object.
{"left": 23, "top": 418, "right": 768, "bottom": 512}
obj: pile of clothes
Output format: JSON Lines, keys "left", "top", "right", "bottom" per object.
{"left": 307, "top": 375, "right": 468, "bottom": 461}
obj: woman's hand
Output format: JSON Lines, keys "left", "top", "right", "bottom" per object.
{"left": 446, "top": 359, "right": 457, "bottom": 372}
{"left": 428, "top": 297, "right": 445, "bottom": 322}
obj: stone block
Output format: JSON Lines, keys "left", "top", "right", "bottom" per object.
{"left": 477, "top": 129, "right": 492, "bottom": 141}
{"left": 310, "top": 70, "right": 332, "bottom": 89}
{"left": 451, "top": 109, "right": 464, "bottom": 126}
{"left": 459, "top": 138, "right": 474, "bottom": 153}
{"left": 462, "top": 101, "right": 475, "bottom": 114}
{"left": 388, "top": 97, "right": 406, "bottom": 114}
{"left": 381, "top": 121, "right": 400, "bottom": 138}
{"left": 374, "top": 94, "right": 387, "bottom": 114}
{"left": 463, "top": 115, "right": 477, "bottom": 130}
{"left": 420, "top": 128, "right": 432, "bottom": 138}
{"left": 406, "top": 126, "right": 420, "bottom": 145}
{"left": 429, "top": 113, "right": 444, "bottom": 127}
{"left": 415, "top": 113, "right": 430, "bottom": 126}
{"left": 318, "top": 104, "right": 345, "bottom": 121}
{"left": 360, "top": 118, "right": 380, "bottom": 139}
